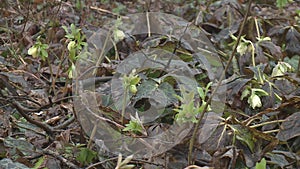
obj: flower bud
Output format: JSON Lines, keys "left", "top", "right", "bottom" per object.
{"left": 129, "top": 85, "right": 137, "bottom": 94}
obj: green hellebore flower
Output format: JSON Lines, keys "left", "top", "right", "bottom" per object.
{"left": 114, "top": 29, "right": 125, "bottom": 42}
{"left": 67, "top": 41, "right": 76, "bottom": 51}
{"left": 249, "top": 94, "right": 262, "bottom": 109}
{"left": 28, "top": 46, "right": 38, "bottom": 58}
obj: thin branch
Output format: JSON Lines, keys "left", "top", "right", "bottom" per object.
{"left": 187, "top": 0, "right": 253, "bottom": 164}
{"left": 54, "top": 115, "right": 76, "bottom": 129}
{"left": 86, "top": 157, "right": 118, "bottom": 169}
{"left": 165, "top": 23, "right": 190, "bottom": 70}
{"left": 10, "top": 100, "right": 54, "bottom": 134}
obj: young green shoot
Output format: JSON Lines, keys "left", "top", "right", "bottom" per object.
{"left": 121, "top": 69, "right": 141, "bottom": 123}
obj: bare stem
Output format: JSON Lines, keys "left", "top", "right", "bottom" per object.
{"left": 121, "top": 86, "right": 129, "bottom": 124}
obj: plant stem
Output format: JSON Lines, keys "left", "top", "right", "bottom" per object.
{"left": 250, "top": 119, "right": 285, "bottom": 128}
{"left": 121, "top": 86, "right": 129, "bottom": 124}
{"left": 47, "top": 57, "right": 55, "bottom": 93}
{"left": 52, "top": 44, "right": 67, "bottom": 93}
{"left": 254, "top": 17, "right": 261, "bottom": 39}
{"left": 187, "top": 0, "right": 253, "bottom": 164}
{"left": 297, "top": 56, "right": 300, "bottom": 77}
{"left": 93, "top": 28, "right": 113, "bottom": 76}
{"left": 87, "top": 119, "right": 99, "bottom": 149}
{"left": 250, "top": 41, "right": 256, "bottom": 67}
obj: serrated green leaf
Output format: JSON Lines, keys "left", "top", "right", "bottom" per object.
{"left": 123, "top": 116, "right": 145, "bottom": 135}
{"left": 255, "top": 158, "right": 266, "bottom": 169}
{"left": 76, "top": 148, "right": 97, "bottom": 165}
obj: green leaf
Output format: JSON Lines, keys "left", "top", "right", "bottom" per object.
{"left": 41, "top": 44, "right": 49, "bottom": 49}
{"left": 204, "top": 82, "right": 212, "bottom": 97}
{"left": 276, "top": 0, "right": 289, "bottom": 8}
{"left": 197, "top": 87, "right": 205, "bottom": 100}
{"left": 174, "top": 88, "right": 198, "bottom": 123}
{"left": 255, "top": 158, "right": 266, "bottom": 169}
{"left": 241, "top": 88, "right": 250, "bottom": 100}
{"left": 76, "top": 148, "right": 97, "bottom": 165}
{"left": 41, "top": 49, "right": 48, "bottom": 60}
{"left": 257, "top": 36, "right": 271, "bottom": 42}
{"left": 271, "top": 61, "right": 294, "bottom": 77}
{"left": 231, "top": 125, "right": 256, "bottom": 152}
{"left": 252, "top": 88, "right": 269, "bottom": 96}
{"left": 123, "top": 119, "right": 143, "bottom": 134}
{"left": 123, "top": 112, "right": 146, "bottom": 135}
{"left": 32, "top": 156, "right": 45, "bottom": 169}
{"left": 129, "top": 76, "right": 140, "bottom": 85}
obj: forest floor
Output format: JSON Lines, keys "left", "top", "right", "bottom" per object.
{"left": 0, "top": 0, "right": 300, "bottom": 169}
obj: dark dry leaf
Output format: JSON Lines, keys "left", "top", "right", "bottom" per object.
{"left": 271, "top": 150, "right": 300, "bottom": 164}
{"left": 0, "top": 72, "right": 29, "bottom": 92}
{"left": 211, "top": 146, "right": 242, "bottom": 169}
{"left": 0, "top": 109, "right": 11, "bottom": 138}
{"left": 4, "top": 137, "right": 39, "bottom": 162}
{"left": 285, "top": 27, "right": 300, "bottom": 56}
{"left": 197, "top": 112, "right": 222, "bottom": 145}
{"left": 214, "top": 22, "right": 240, "bottom": 41}
{"left": 0, "top": 158, "right": 30, "bottom": 169}
{"left": 265, "top": 152, "right": 289, "bottom": 168}
{"left": 198, "top": 124, "right": 228, "bottom": 153}
{"left": 276, "top": 111, "right": 300, "bottom": 141}
{"left": 259, "top": 40, "right": 282, "bottom": 60}
{"left": 254, "top": 44, "right": 268, "bottom": 63}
